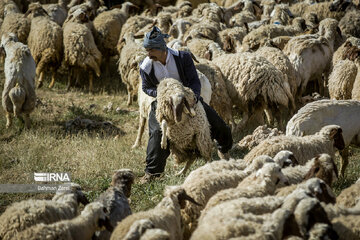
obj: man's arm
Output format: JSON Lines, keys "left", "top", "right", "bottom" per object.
{"left": 140, "top": 68, "right": 157, "bottom": 97}
{"left": 183, "top": 52, "right": 201, "bottom": 101}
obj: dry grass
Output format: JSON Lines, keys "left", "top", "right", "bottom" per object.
{"left": 0, "top": 60, "right": 359, "bottom": 216}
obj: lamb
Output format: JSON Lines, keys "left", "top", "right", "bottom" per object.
{"left": 1, "top": 33, "right": 36, "bottom": 129}
{"left": 0, "top": 183, "right": 89, "bottom": 240}
{"left": 336, "top": 179, "right": 360, "bottom": 208}
{"left": 110, "top": 186, "right": 199, "bottom": 240}
{"left": 241, "top": 17, "right": 306, "bottom": 51}
{"left": 283, "top": 18, "right": 341, "bottom": 97}
{"left": 14, "top": 202, "right": 112, "bottom": 240}
{"left": 286, "top": 100, "right": 360, "bottom": 176}
{"left": 0, "top": 5, "right": 31, "bottom": 45}
{"left": 94, "top": 169, "right": 135, "bottom": 240}
{"left": 25, "top": 2, "right": 63, "bottom": 89}
{"left": 244, "top": 124, "right": 345, "bottom": 167}
{"left": 63, "top": 8, "right": 102, "bottom": 92}
{"left": 181, "top": 151, "right": 295, "bottom": 236}
{"left": 93, "top": 3, "right": 141, "bottom": 76}
{"left": 156, "top": 78, "right": 213, "bottom": 175}
{"left": 212, "top": 52, "right": 294, "bottom": 132}
{"left": 203, "top": 162, "right": 288, "bottom": 213}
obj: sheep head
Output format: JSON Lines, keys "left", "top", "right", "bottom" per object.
{"left": 343, "top": 41, "right": 360, "bottom": 61}
{"left": 81, "top": 202, "right": 113, "bottom": 231}
{"left": 273, "top": 150, "right": 299, "bottom": 167}
{"left": 111, "top": 169, "right": 135, "bottom": 198}
{"left": 303, "top": 178, "right": 336, "bottom": 204}
{"left": 304, "top": 154, "right": 338, "bottom": 185}
{"left": 222, "top": 0, "right": 244, "bottom": 26}
{"left": 319, "top": 125, "right": 345, "bottom": 150}
{"left": 164, "top": 186, "right": 201, "bottom": 209}
{"left": 255, "top": 163, "right": 289, "bottom": 186}
{"left": 25, "top": 3, "right": 49, "bottom": 18}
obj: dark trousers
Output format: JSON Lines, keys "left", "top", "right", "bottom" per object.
{"left": 145, "top": 100, "right": 233, "bottom": 175}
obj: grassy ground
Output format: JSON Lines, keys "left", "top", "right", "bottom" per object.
{"left": 0, "top": 62, "right": 359, "bottom": 215}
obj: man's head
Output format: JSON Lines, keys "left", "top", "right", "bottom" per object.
{"left": 143, "top": 26, "right": 169, "bottom": 61}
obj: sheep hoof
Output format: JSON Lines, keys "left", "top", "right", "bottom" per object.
{"left": 161, "top": 141, "right": 167, "bottom": 149}
{"left": 132, "top": 143, "right": 139, "bottom": 149}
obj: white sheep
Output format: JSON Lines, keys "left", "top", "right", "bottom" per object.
{"left": 63, "top": 7, "right": 102, "bottom": 92}
{"left": 1, "top": 33, "right": 36, "bottom": 129}
{"left": 94, "top": 169, "right": 135, "bottom": 240}
{"left": 0, "top": 183, "right": 89, "bottom": 240}
{"left": 110, "top": 186, "right": 199, "bottom": 240}
{"left": 14, "top": 202, "right": 112, "bottom": 240}
{"left": 286, "top": 99, "right": 360, "bottom": 176}
{"left": 156, "top": 78, "right": 213, "bottom": 175}
{"left": 25, "top": 2, "right": 63, "bottom": 89}
{"left": 244, "top": 125, "right": 345, "bottom": 169}
{"left": 203, "top": 162, "right": 288, "bottom": 213}
{"left": 336, "top": 178, "right": 360, "bottom": 208}
{"left": 212, "top": 52, "right": 294, "bottom": 132}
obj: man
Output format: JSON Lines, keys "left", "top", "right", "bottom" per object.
{"left": 139, "top": 26, "right": 233, "bottom": 183}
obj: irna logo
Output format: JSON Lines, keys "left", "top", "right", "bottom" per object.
{"left": 34, "top": 173, "right": 71, "bottom": 182}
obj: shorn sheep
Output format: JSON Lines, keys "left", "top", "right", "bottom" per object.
{"left": 1, "top": 33, "right": 36, "bottom": 129}
{"left": 110, "top": 186, "right": 199, "bottom": 240}
{"left": 286, "top": 100, "right": 360, "bottom": 176}
{"left": 0, "top": 183, "right": 89, "bottom": 240}
{"left": 63, "top": 8, "right": 102, "bottom": 92}
{"left": 14, "top": 202, "right": 113, "bottom": 240}
{"left": 156, "top": 78, "right": 213, "bottom": 175}
{"left": 25, "top": 2, "right": 63, "bottom": 89}
{"left": 244, "top": 125, "right": 345, "bottom": 168}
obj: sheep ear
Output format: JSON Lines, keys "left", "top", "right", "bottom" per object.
{"left": 331, "top": 127, "right": 345, "bottom": 150}
{"left": 304, "top": 156, "right": 321, "bottom": 180}
{"left": 177, "top": 189, "right": 201, "bottom": 208}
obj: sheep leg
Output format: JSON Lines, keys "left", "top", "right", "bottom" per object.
{"left": 264, "top": 108, "right": 274, "bottom": 126}
{"left": 176, "top": 158, "right": 195, "bottom": 176}
{"left": 48, "top": 69, "right": 56, "bottom": 88}
{"left": 5, "top": 112, "right": 12, "bottom": 128}
{"left": 132, "top": 116, "right": 146, "bottom": 148}
{"left": 67, "top": 68, "right": 73, "bottom": 91}
{"left": 339, "top": 147, "right": 349, "bottom": 177}
{"left": 37, "top": 71, "right": 44, "bottom": 88}
{"left": 236, "top": 112, "right": 249, "bottom": 132}
{"left": 24, "top": 114, "right": 31, "bottom": 129}
{"left": 160, "top": 120, "right": 167, "bottom": 149}
{"left": 127, "top": 85, "right": 132, "bottom": 106}
{"left": 89, "top": 72, "right": 94, "bottom": 93}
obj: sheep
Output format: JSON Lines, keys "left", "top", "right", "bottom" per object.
{"left": 277, "top": 154, "right": 338, "bottom": 190}
{"left": 338, "top": 9, "right": 360, "bottom": 39}
{"left": 212, "top": 52, "right": 295, "bottom": 132}
{"left": 286, "top": 100, "right": 360, "bottom": 176}
{"left": 227, "top": 0, "right": 261, "bottom": 28}
{"left": 14, "top": 202, "right": 112, "bottom": 240}
{"left": 1, "top": 33, "right": 36, "bottom": 129}
{"left": 185, "top": 39, "right": 224, "bottom": 60}
{"left": 336, "top": 179, "right": 360, "bottom": 208}
{"left": 63, "top": 8, "right": 102, "bottom": 92}
{"left": 156, "top": 78, "right": 213, "bottom": 175}
{"left": 110, "top": 186, "right": 199, "bottom": 240}
{"left": 237, "top": 125, "right": 284, "bottom": 151}
{"left": 0, "top": 5, "right": 31, "bottom": 45}
{"left": 331, "top": 215, "right": 360, "bottom": 240}
{"left": 67, "top": 0, "right": 101, "bottom": 21}
{"left": 332, "top": 37, "right": 360, "bottom": 67}
{"left": 181, "top": 151, "right": 294, "bottom": 237}
{"left": 203, "top": 162, "right": 288, "bottom": 213}
{"left": 217, "top": 26, "right": 247, "bottom": 53}
{"left": 118, "top": 15, "right": 153, "bottom": 44}
{"left": 0, "top": 183, "right": 89, "bottom": 240}
{"left": 0, "top": 0, "right": 19, "bottom": 19}
{"left": 270, "top": 4, "right": 293, "bottom": 25}
{"left": 117, "top": 32, "right": 147, "bottom": 106}
{"left": 244, "top": 125, "right": 345, "bottom": 174}
{"left": 284, "top": 18, "right": 342, "bottom": 97}
{"left": 241, "top": 17, "right": 306, "bottom": 51}
{"left": 25, "top": 2, "right": 63, "bottom": 89}
{"left": 43, "top": 0, "right": 68, "bottom": 26}
{"left": 140, "top": 228, "right": 170, "bottom": 240}
{"left": 94, "top": 169, "right": 135, "bottom": 240}
{"left": 328, "top": 60, "right": 358, "bottom": 100}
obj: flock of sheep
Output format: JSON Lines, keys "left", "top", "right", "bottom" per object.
{"left": 1, "top": 0, "right": 360, "bottom": 239}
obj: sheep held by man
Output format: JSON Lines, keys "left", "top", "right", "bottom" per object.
{"left": 1, "top": 33, "right": 36, "bottom": 129}
{"left": 156, "top": 78, "right": 213, "bottom": 175}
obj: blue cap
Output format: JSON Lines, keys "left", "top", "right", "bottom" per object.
{"left": 143, "top": 26, "right": 169, "bottom": 51}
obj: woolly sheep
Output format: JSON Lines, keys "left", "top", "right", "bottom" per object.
{"left": 0, "top": 183, "right": 89, "bottom": 240}
{"left": 118, "top": 15, "right": 153, "bottom": 44}
{"left": 286, "top": 100, "right": 360, "bottom": 176}
{"left": 245, "top": 125, "right": 345, "bottom": 171}
{"left": 94, "top": 169, "right": 135, "bottom": 240}
{"left": 0, "top": 0, "right": 19, "bottom": 19}
{"left": 43, "top": 0, "right": 68, "bottom": 26}
{"left": 338, "top": 9, "right": 360, "bottom": 38}
{"left": 336, "top": 179, "right": 360, "bottom": 208}
{"left": 63, "top": 8, "right": 102, "bottom": 92}
{"left": 1, "top": 33, "right": 36, "bottom": 129}
{"left": 332, "top": 215, "right": 360, "bottom": 240}
{"left": 283, "top": 18, "right": 341, "bottom": 97}
{"left": 217, "top": 26, "right": 247, "bottom": 53}
{"left": 117, "top": 32, "right": 147, "bottom": 106}
{"left": 156, "top": 78, "right": 213, "bottom": 175}
{"left": 14, "top": 202, "right": 112, "bottom": 240}
{"left": 0, "top": 5, "right": 30, "bottom": 45}
{"left": 25, "top": 2, "right": 63, "bottom": 89}
{"left": 110, "top": 185, "right": 198, "bottom": 240}
{"left": 203, "top": 162, "right": 288, "bottom": 212}
{"left": 332, "top": 37, "right": 360, "bottom": 66}
{"left": 212, "top": 52, "right": 294, "bottom": 132}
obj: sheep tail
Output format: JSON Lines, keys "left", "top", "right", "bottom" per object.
{"left": 9, "top": 83, "right": 26, "bottom": 117}
{"left": 36, "top": 48, "right": 55, "bottom": 76}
